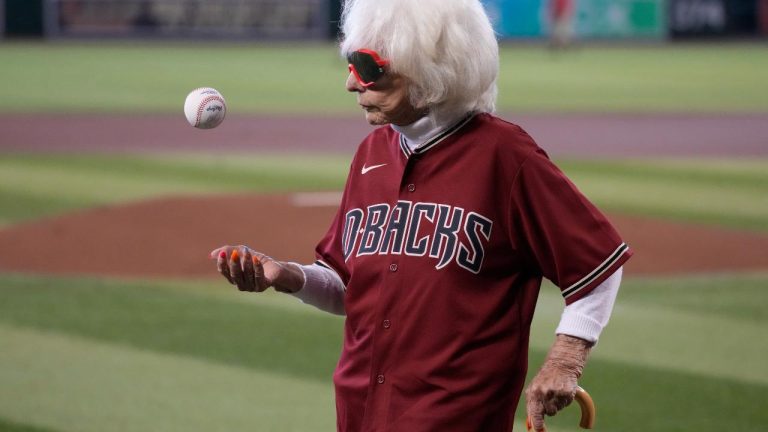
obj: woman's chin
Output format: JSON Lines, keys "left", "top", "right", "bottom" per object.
{"left": 364, "top": 111, "right": 390, "bottom": 126}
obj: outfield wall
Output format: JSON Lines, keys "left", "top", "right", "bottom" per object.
{"left": 29, "top": 0, "right": 768, "bottom": 40}
{"left": 43, "top": 0, "right": 329, "bottom": 39}
{"left": 669, "top": 0, "right": 760, "bottom": 38}
{"left": 760, "top": 0, "right": 768, "bottom": 33}
{"left": 43, "top": 0, "right": 667, "bottom": 39}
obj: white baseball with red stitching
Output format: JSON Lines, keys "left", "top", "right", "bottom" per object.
{"left": 184, "top": 87, "right": 227, "bottom": 129}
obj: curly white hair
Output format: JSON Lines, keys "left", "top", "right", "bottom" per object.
{"left": 340, "top": 0, "right": 499, "bottom": 118}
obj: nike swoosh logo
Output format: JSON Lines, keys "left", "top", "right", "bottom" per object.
{"left": 361, "top": 163, "right": 387, "bottom": 175}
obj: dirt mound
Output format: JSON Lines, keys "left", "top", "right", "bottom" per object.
{"left": 0, "top": 193, "right": 766, "bottom": 279}
{"left": 0, "top": 194, "right": 336, "bottom": 279}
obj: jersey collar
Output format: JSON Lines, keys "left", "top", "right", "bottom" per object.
{"left": 398, "top": 112, "right": 476, "bottom": 158}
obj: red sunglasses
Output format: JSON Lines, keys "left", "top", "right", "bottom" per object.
{"left": 347, "top": 49, "right": 390, "bottom": 87}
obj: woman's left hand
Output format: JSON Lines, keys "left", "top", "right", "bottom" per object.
{"left": 525, "top": 334, "right": 592, "bottom": 432}
{"left": 209, "top": 245, "right": 304, "bottom": 294}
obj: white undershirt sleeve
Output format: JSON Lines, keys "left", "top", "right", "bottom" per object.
{"left": 289, "top": 263, "right": 346, "bottom": 316}
{"left": 555, "top": 267, "right": 623, "bottom": 343}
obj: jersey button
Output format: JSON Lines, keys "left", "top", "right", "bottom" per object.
{"left": 383, "top": 319, "right": 391, "bottom": 329}
{"left": 407, "top": 184, "right": 416, "bottom": 192}
{"left": 376, "top": 374, "right": 385, "bottom": 384}
{"left": 389, "top": 263, "right": 398, "bottom": 272}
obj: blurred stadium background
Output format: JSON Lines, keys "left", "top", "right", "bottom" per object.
{"left": 1, "top": 1, "right": 767, "bottom": 432}
{"left": 4, "top": 0, "right": 768, "bottom": 39}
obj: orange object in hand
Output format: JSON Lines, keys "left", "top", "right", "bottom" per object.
{"left": 526, "top": 386, "right": 595, "bottom": 431}
{"left": 230, "top": 249, "right": 239, "bottom": 262}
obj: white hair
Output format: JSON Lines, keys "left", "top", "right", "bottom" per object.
{"left": 340, "top": 0, "right": 499, "bottom": 118}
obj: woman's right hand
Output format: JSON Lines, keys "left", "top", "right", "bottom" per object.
{"left": 209, "top": 245, "right": 303, "bottom": 293}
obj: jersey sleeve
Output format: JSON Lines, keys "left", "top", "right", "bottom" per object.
{"left": 313, "top": 161, "right": 356, "bottom": 286}
{"left": 507, "top": 148, "right": 632, "bottom": 304}
{"left": 315, "top": 203, "right": 351, "bottom": 286}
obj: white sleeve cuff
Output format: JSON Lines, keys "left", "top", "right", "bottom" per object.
{"left": 289, "top": 263, "right": 346, "bottom": 316}
{"left": 556, "top": 267, "right": 622, "bottom": 343}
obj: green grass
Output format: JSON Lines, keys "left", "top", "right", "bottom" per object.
{"left": 0, "top": 272, "right": 766, "bottom": 431}
{"left": 0, "top": 42, "right": 766, "bottom": 113}
{"left": 0, "top": 325, "right": 337, "bottom": 432}
{"left": 613, "top": 272, "right": 768, "bottom": 323}
{"left": 0, "top": 418, "right": 60, "bottom": 432}
{"left": 1, "top": 153, "right": 766, "bottom": 232}
{"left": 0, "top": 274, "right": 343, "bottom": 381}
{"left": 0, "top": 43, "right": 351, "bottom": 114}
{"left": 0, "top": 153, "right": 349, "bottom": 224}
{"left": 1, "top": 39, "right": 766, "bottom": 432}
{"left": 531, "top": 275, "right": 768, "bottom": 386}
{"left": 497, "top": 44, "right": 768, "bottom": 113}
{"left": 559, "top": 158, "right": 768, "bottom": 231}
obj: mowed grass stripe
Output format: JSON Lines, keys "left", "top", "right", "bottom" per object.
{"left": 522, "top": 349, "right": 768, "bottom": 431}
{"left": 0, "top": 274, "right": 344, "bottom": 383}
{"left": 0, "top": 153, "right": 349, "bottom": 186}
{"left": 0, "top": 154, "right": 348, "bottom": 224}
{"left": 16, "top": 323, "right": 764, "bottom": 432}
{"left": 0, "top": 324, "right": 336, "bottom": 432}
{"left": 1, "top": 272, "right": 766, "bottom": 386}
{"left": 2, "top": 276, "right": 767, "bottom": 432}
{"left": 0, "top": 187, "right": 89, "bottom": 226}
{"left": 0, "top": 153, "right": 348, "bottom": 195}
{"left": 0, "top": 44, "right": 351, "bottom": 114}
{"left": 529, "top": 281, "right": 768, "bottom": 386}
{"left": 564, "top": 177, "right": 768, "bottom": 230}
{"left": 498, "top": 45, "right": 768, "bottom": 113}
{"left": 559, "top": 158, "right": 768, "bottom": 231}
{"left": 611, "top": 272, "right": 768, "bottom": 323}
{"left": 0, "top": 418, "right": 62, "bottom": 432}
{"left": 1, "top": 43, "right": 766, "bottom": 113}
{"left": 560, "top": 159, "right": 768, "bottom": 191}
{"left": 0, "top": 163, "right": 219, "bottom": 204}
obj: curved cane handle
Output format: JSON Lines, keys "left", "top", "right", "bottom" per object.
{"left": 526, "top": 386, "right": 596, "bottom": 431}
{"left": 574, "top": 386, "right": 596, "bottom": 428}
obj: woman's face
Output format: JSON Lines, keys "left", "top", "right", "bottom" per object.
{"left": 346, "top": 72, "right": 425, "bottom": 126}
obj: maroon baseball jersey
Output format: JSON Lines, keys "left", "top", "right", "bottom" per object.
{"left": 315, "top": 113, "right": 632, "bottom": 431}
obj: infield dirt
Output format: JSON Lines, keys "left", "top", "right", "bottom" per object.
{"left": 1, "top": 113, "right": 767, "bottom": 157}
{"left": 0, "top": 193, "right": 767, "bottom": 279}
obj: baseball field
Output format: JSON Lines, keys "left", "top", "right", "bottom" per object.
{"left": 0, "top": 42, "right": 767, "bottom": 432}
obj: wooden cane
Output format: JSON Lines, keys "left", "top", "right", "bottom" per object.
{"left": 526, "top": 386, "right": 596, "bottom": 431}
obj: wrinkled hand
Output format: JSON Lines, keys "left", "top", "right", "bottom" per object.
{"left": 525, "top": 334, "right": 592, "bottom": 432}
{"left": 209, "top": 245, "right": 301, "bottom": 293}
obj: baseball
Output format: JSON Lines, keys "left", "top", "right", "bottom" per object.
{"left": 184, "top": 87, "right": 227, "bottom": 129}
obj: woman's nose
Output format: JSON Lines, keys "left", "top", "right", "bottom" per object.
{"left": 346, "top": 71, "right": 365, "bottom": 93}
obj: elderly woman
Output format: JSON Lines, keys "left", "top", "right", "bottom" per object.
{"left": 211, "top": 0, "right": 632, "bottom": 431}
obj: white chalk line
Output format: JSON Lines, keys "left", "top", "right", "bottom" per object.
{"left": 291, "top": 192, "right": 343, "bottom": 207}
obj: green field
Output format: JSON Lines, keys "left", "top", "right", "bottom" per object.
{"left": 1, "top": 154, "right": 767, "bottom": 431}
{"left": 1, "top": 41, "right": 767, "bottom": 432}
{"left": 0, "top": 43, "right": 766, "bottom": 113}
{"left": 1, "top": 272, "right": 766, "bottom": 432}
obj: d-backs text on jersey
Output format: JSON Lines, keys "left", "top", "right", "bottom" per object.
{"left": 342, "top": 200, "right": 493, "bottom": 274}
